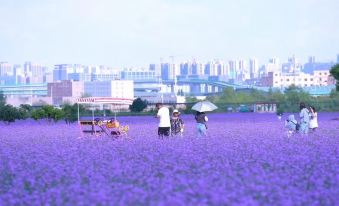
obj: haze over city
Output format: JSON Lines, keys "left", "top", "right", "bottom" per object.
{"left": 1, "top": 0, "right": 339, "bottom": 68}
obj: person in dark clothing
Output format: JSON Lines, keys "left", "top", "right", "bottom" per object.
{"left": 194, "top": 111, "right": 208, "bottom": 137}
{"left": 170, "top": 109, "right": 184, "bottom": 136}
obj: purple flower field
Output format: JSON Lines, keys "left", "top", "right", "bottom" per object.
{"left": 1, "top": 113, "right": 338, "bottom": 205}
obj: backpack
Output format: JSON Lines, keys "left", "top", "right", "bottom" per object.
{"left": 288, "top": 120, "right": 300, "bottom": 131}
{"left": 295, "top": 123, "right": 300, "bottom": 131}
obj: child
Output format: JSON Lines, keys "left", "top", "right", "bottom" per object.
{"left": 285, "top": 114, "right": 298, "bottom": 137}
{"left": 309, "top": 106, "right": 318, "bottom": 132}
{"left": 170, "top": 109, "right": 184, "bottom": 136}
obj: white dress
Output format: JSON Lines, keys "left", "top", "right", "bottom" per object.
{"left": 309, "top": 112, "right": 318, "bottom": 129}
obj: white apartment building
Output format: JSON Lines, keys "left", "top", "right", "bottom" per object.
{"left": 268, "top": 70, "right": 332, "bottom": 88}
{"left": 84, "top": 80, "right": 134, "bottom": 99}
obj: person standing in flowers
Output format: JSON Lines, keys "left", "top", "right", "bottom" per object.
{"left": 170, "top": 109, "right": 185, "bottom": 136}
{"left": 155, "top": 103, "right": 171, "bottom": 138}
{"left": 309, "top": 106, "right": 318, "bottom": 132}
{"left": 195, "top": 111, "right": 208, "bottom": 137}
{"left": 285, "top": 114, "right": 298, "bottom": 137}
{"left": 299, "top": 102, "right": 310, "bottom": 135}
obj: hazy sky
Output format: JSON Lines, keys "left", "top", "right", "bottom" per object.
{"left": 0, "top": 0, "right": 338, "bottom": 68}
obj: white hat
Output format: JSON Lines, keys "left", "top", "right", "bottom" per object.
{"left": 173, "top": 109, "right": 180, "bottom": 114}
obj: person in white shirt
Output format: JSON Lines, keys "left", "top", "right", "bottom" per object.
{"left": 299, "top": 102, "right": 310, "bottom": 134}
{"left": 309, "top": 106, "right": 318, "bottom": 132}
{"left": 155, "top": 103, "right": 171, "bottom": 138}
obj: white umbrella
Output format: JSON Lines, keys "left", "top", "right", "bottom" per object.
{"left": 191, "top": 101, "right": 218, "bottom": 112}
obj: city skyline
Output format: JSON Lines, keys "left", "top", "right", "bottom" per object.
{"left": 1, "top": 0, "right": 339, "bottom": 68}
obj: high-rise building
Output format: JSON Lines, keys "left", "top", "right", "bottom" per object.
{"left": 228, "top": 60, "right": 238, "bottom": 80}
{"left": 0, "top": 62, "right": 15, "bottom": 85}
{"left": 308, "top": 56, "right": 316, "bottom": 64}
{"left": 249, "top": 58, "right": 259, "bottom": 79}
{"left": 0, "top": 62, "right": 13, "bottom": 76}
{"left": 337, "top": 54, "right": 339, "bottom": 63}
{"left": 217, "top": 62, "right": 228, "bottom": 76}
{"left": 31, "top": 63, "right": 47, "bottom": 83}
{"left": 282, "top": 55, "right": 302, "bottom": 73}
{"left": 53, "top": 64, "right": 73, "bottom": 81}
{"left": 204, "top": 62, "right": 215, "bottom": 76}
{"left": 180, "top": 62, "right": 190, "bottom": 76}
{"left": 238, "top": 59, "right": 249, "bottom": 81}
{"left": 161, "top": 63, "right": 177, "bottom": 80}
{"left": 269, "top": 57, "right": 280, "bottom": 65}
{"left": 149, "top": 64, "right": 161, "bottom": 76}
{"left": 191, "top": 61, "right": 204, "bottom": 76}
{"left": 265, "top": 57, "right": 281, "bottom": 74}
{"left": 205, "top": 60, "right": 227, "bottom": 76}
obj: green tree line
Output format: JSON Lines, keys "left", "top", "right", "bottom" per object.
{"left": 204, "top": 85, "right": 339, "bottom": 113}
{"left": 0, "top": 95, "right": 150, "bottom": 124}
{"left": 0, "top": 92, "right": 86, "bottom": 124}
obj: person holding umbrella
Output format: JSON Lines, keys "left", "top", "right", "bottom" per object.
{"left": 192, "top": 100, "right": 218, "bottom": 137}
{"left": 195, "top": 111, "right": 208, "bottom": 136}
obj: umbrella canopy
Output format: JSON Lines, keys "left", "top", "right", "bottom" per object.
{"left": 191, "top": 101, "right": 218, "bottom": 112}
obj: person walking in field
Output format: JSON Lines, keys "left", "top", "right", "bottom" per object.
{"left": 299, "top": 102, "right": 310, "bottom": 135}
{"left": 195, "top": 111, "right": 208, "bottom": 137}
{"left": 155, "top": 103, "right": 171, "bottom": 138}
{"left": 309, "top": 106, "right": 318, "bottom": 132}
{"left": 170, "top": 109, "right": 184, "bottom": 137}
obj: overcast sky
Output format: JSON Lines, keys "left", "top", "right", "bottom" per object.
{"left": 0, "top": 0, "right": 338, "bottom": 67}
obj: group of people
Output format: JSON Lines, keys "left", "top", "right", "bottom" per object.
{"left": 155, "top": 103, "right": 208, "bottom": 138}
{"left": 285, "top": 102, "right": 318, "bottom": 137}
{"left": 155, "top": 102, "right": 319, "bottom": 139}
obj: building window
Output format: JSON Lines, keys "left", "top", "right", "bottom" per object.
{"left": 304, "top": 79, "right": 307, "bottom": 81}
{"left": 286, "top": 79, "right": 289, "bottom": 82}
{"left": 310, "top": 78, "right": 313, "bottom": 81}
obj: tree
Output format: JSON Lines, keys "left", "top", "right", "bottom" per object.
{"left": 186, "top": 96, "right": 198, "bottom": 103}
{"left": 330, "top": 64, "right": 339, "bottom": 91}
{"left": 52, "top": 108, "right": 65, "bottom": 122}
{"left": 18, "top": 104, "right": 33, "bottom": 120}
{"left": 31, "top": 109, "right": 46, "bottom": 121}
{"left": 0, "top": 104, "right": 20, "bottom": 124}
{"left": 283, "top": 85, "right": 311, "bottom": 112}
{"left": 41, "top": 105, "right": 55, "bottom": 121}
{"left": 129, "top": 98, "right": 147, "bottom": 112}
{"left": 0, "top": 91, "right": 5, "bottom": 106}
{"left": 62, "top": 104, "right": 84, "bottom": 124}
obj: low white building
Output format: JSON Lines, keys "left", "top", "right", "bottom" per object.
{"left": 262, "top": 70, "right": 333, "bottom": 88}
{"left": 6, "top": 96, "right": 52, "bottom": 107}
